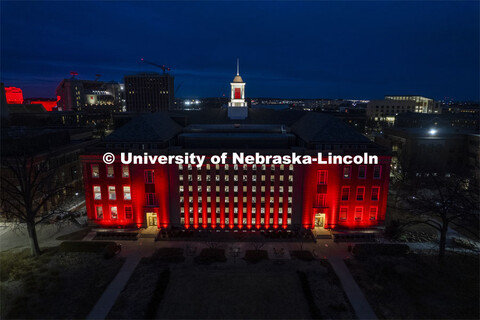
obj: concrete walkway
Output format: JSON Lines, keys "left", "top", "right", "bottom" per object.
{"left": 328, "top": 256, "right": 377, "bottom": 320}
{"left": 86, "top": 238, "right": 155, "bottom": 320}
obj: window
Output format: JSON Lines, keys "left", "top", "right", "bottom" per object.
{"left": 107, "top": 165, "right": 114, "bottom": 178}
{"left": 369, "top": 207, "right": 377, "bottom": 220}
{"left": 111, "top": 206, "right": 118, "bottom": 219}
{"left": 144, "top": 170, "right": 154, "bottom": 184}
{"left": 340, "top": 207, "right": 348, "bottom": 220}
{"left": 373, "top": 165, "right": 381, "bottom": 179}
{"left": 146, "top": 193, "right": 156, "bottom": 206}
{"left": 123, "top": 186, "right": 131, "bottom": 200}
{"left": 356, "top": 187, "right": 365, "bottom": 201}
{"left": 343, "top": 165, "right": 351, "bottom": 179}
{"left": 94, "top": 186, "right": 101, "bottom": 200}
{"left": 341, "top": 187, "right": 350, "bottom": 201}
{"left": 122, "top": 165, "right": 129, "bottom": 178}
{"left": 91, "top": 165, "right": 99, "bottom": 178}
{"left": 358, "top": 166, "right": 366, "bottom": 179}
{"left": 95, "top": 206, "right": 103, "bottom": 219}
{"left": 109, "top": 186, "right": 116, "bottom": 200}
{"left": 354, "top": 207, "right": 363, "bottom": 221}
{"left": 316, "top": 194, "right": 326, "bottom": 207}
{"left": 371, "top": 187, "right": 380, "bottom": 201}
{"left": 317, "top": 170, "right": 328, "bottom": 184}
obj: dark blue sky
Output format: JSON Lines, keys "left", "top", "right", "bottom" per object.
{"left": 1, "top": 1, "right": 479, "bottom": 100}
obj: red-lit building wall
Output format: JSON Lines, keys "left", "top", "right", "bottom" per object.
{"left": 29, "top": 96, "right": 60, "bottom": 111}
{"left": 81, "top": 155, "right": 390, "bottom": 231}
{"left": 5, "top": 87, "right": 24, "bottom": 104}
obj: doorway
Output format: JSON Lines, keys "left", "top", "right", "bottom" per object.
{"left": 315, "top": 213, "right": 325, "bottom": 228}
{"left": 146, "top": 212, "right": 157, "bottom": 227}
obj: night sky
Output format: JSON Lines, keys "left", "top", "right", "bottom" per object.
{"left": 1, "top": 1, "right": 479, "bottom": 100}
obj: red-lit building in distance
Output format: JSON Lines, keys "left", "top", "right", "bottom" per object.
{"left": 81, "top": 70, "right": 391, "bottom": 233}
{"left": 4, "top": 87, "right": 24, "bottom": 104}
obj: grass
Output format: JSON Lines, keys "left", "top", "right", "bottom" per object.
{"left": 194, "top": 248, "right": 227, "bottom": 264}
{"left": 0, "top": 245, "right": 124, "bottom": 319}
{"left": 290, "top": 250, "right": 314, "bottom": 261}
{"left": 244, "top": 249, "right": 269, "bottom": 263}
{"left": 56, "top": 227, "right": 91, "bottom": 240}
{"left": 346, "top": 253, "right": 480, "bottom": 319}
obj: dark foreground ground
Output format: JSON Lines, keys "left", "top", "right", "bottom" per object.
{"left": 346, "top": 253, "right": 480, "bottom": 319}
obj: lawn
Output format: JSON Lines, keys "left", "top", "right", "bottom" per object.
{"left": 0, "top": 245, "right": 124, "bottom": 319}
{"left": 346, "top": 253, "right": 480, "bottom": 319}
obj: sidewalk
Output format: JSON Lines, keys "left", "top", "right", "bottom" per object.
{"left": 328, "top": 256, "right": 377, "bottom": 319}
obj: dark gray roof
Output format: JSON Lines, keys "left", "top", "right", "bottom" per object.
{"left": 291, "top": 112, "right": 371, "bottom": 143}
{"left": 105, "top": 112, "right": 182, "bottom": 142}
{"left": 170, "top": 108, "right": 307, "bottom": 126}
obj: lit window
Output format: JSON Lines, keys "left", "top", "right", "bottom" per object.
{"left": 123, "top": 186, "right": 131, "bottom": 200}
{"left": 94, "top": 186, "right": 101, "bottom": 200}
{"left": 125, "top": 206, "right": 132, "bottom": 219}
{"left": 371, "top": 187, "right": 380, "bottom": 201}
{"left": 340, "top": 207, "right": 348, "bottom": 220}
{"left": 95, "top": 206, "right": 103, "bottom": 219}
{"left": 109, "top": 186, "right": 116, "bottom": 200}
{"left": 107, "top": 165, "right": 114, "bottom": 178}
{"left": 111, "top": 206, "right": 118, "bottom": 219}
{"left": 373, "top": 166, "right": 381, "bottom": 179}
{"left": 369, "top": 207, "right": 378, "bottom": 220}
{"left": 356, "top": 187, "right": 365, "bottom": 201}
{"left": 354, "top": 207, "right": 363, "bottom": 221}
{"left": 343, "top": 165, "right": 351, "bottom": 179}
{"left": 122, "top": 165, "right": 129, "bottom": 178}
{"left": 91, "top": 165, "right": 99, "bottom": 178}
{"left": 358, "top": 166, "right": 366, "bottom": 179}
{"left": 317, "top": 170, "right": 328, "bottom": 184}
{"left": 316, "top": 194, "right": 326, "bottom": 207}
{"left": 144, "top": 170, "right": 154, "bottom": 184}
{"left": 341, "top": 187, "right": 350, "bottom": 201}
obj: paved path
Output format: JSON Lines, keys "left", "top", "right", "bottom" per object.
{"left": 328, "top": 256, "right": 377, "bottom": 320}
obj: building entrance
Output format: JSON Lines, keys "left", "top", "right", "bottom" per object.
{"left": 146, "top": 212, "right": 157, "bottom": 227}
{"left": 314, "top": 213, "right": 325, "bottom": 228}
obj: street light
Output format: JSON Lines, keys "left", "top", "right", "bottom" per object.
{"left": 429, "top": 128, "right": 437, "bottom": 135}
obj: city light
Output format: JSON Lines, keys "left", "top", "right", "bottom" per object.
{"left": 429, "top": 128, "right": 437, "bottom": 135}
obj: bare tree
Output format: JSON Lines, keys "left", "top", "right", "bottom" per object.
{"left": 1, "top": 151, "right": 67, "bottom": 257}
{"left": 404, "top": 174, "right": 479, "bottom": 262}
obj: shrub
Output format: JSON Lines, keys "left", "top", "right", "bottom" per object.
{"left": 194, "top": 248, "right": 226, "bottom": 265}
{"left": 290, "top": 250, "right": 314, "bottom": 261}
{"left": 152, "top": 248, "right": 185, "bottom": 263}
{"left": 352, "top": 244, "right": 410, "bottom": 257}
{"left": 59, "top": 241, "right": 119, "bottom": 259}
{"left": 244, "top": 250, "right": 268, "bottom": 263}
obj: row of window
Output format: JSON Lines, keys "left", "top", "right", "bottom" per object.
{"left": 341, "top": 186, "right": 380, "bottom": 201}
{"left": 179, "top": 164, "right": 294, "bottom": 171}
{"left": 180, "top": 217, "right": 292, "bottom": 225}
{"left": 93, "top": 186, "right": 131, "bottom": 200}
{"left": 339, "top": 206, "right": 378, "bottom": 221}
{"left": 91, "top": 166, "right": 156, "bottom": 185}
{"left": 180, "top": 185, "right": 293, "bottom": 193}
{"left": 181, "top": 206, "right": 293, "bottom": 215}
{"left": 95, "top": 205, "right": 132, "bottom": 220}
{"left": 316, "top": 166, "right": 382, "bottom": 185}
{"left": 92, "top": 164, "right": 130, "bottom": 178}
{"left": 180, "top": 174, "right": 293, "bottom": 183}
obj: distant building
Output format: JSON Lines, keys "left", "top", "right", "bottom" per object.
{"left": 367, "top": 99, "right": 416, "bottom": 122}
{"left": 124, "top": 73, "right": 174, "bottom": 112}
{"left": 384, "top": 95, "right": 440, "bottom": 114}
{"left": 24, "top": 97, "right": 59, "bottom": 112}
{"left": 56, "top": 79, "right": 124, "bottom": 112}
{"left": 395, "top": 112, "right": 479, "bottom": 131}
{"left": 4, "top": 87, "right": 24, "bottom": 104}
{"left": 376, "top": 126, "right": 478, "bottom": 185}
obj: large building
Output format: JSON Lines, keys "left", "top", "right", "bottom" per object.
{"left": 367, "top": 95, "right": 441, "bottom": 124}
{"left": 124, "top": 73, "right": 174, "bottom": 113}
{"left": 81, "top": 70, "right": 391, "bottom": 233}
{"left": 56, "top": 79, "right": 125, "bottom": 112}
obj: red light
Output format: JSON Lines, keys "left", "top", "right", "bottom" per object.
{"left": 5, "top": 87, "right": 23, "bottom": 104}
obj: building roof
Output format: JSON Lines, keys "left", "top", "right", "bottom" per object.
{"left": 232, "top": 75, "right": 244, "bottom": 83}
{"left": 7, "top": 104, "right": 46, "bottom": 113}
{"left": 104, "top": 112, "right": 183, "bottom": 142}
{"left": 291, "top": 112, "right": 371, "bottom": 143}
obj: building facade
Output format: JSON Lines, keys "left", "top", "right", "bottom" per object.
{"left": 56, "top": 79, "right": 124, "bottom": 112}
{"left": 124, "top": 73, "right": 174, "bottom": 113}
